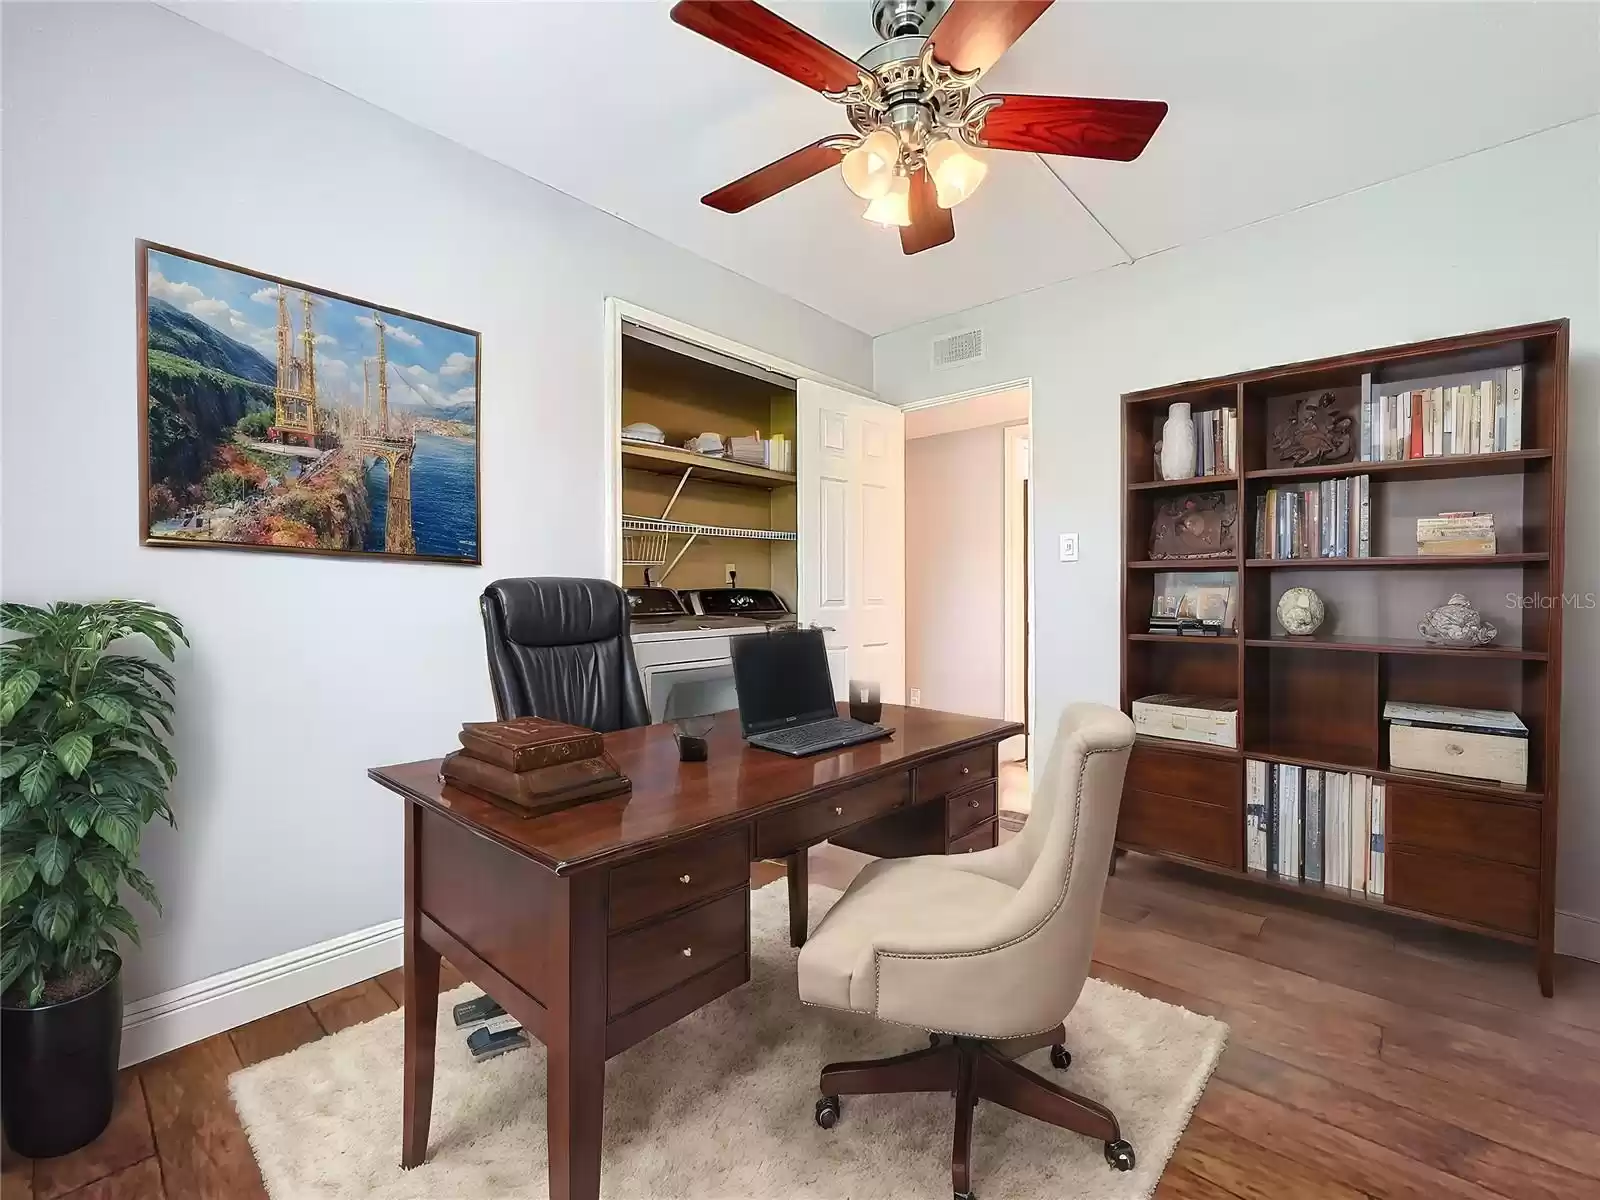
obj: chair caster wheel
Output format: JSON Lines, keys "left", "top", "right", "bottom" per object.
{"left": 815, "top": 1095, "right": 840, "bottom": 1129}
{"left": 1105, "top": 1139, "right": 1136, "bottom": 1171}
{"left": 1049, "top": 1044, "right": 1071, "bottom": 1070}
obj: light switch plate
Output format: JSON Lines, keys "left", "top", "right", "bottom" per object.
{"left": 1059, "top": 533, "right": 1080, "bottom": 562}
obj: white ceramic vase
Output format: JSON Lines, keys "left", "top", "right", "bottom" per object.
{"left": 1161, "top": 402, "right": 1197, "bottom": 480}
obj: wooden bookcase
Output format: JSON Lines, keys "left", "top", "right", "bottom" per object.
{"left": 1118, "top": 320, "right": 1569, "bottom": 994}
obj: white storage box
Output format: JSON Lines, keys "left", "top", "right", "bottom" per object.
{"left": 1132, "top": 694, "right": 1238, "bottom": 749}
{"left": 1384, "top": 701, "right": 1528, "bottom": 787}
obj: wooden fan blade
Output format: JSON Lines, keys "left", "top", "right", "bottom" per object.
{"left": 702, "top": 139, "right": 850, "bottom": 213}
{"left": 671, "top": 1, "right": 861, "bottom": 94}
{"left": 971, "top": 95, "right": 1168, "bottom": 160}
{"left": 900, "top": 169, "right": 955, "bottom": 256}
{"left": 925, "top": 0, "right": 1054, "bottom": 76}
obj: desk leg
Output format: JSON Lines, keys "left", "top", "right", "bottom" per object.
{"left": 401, "top": 806, "right": 441, "bottom": 1169}
{"left": 549, "top": 871, "right": 607, "bottom": 1200}
{"left": 547, "top": 1032, "right": 605, "bottom": 1200}
{"left": 787, "top": 849, "right": 809, "bottom": 948}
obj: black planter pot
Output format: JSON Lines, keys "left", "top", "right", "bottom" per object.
{"left": 1, "top": 957, "right": 122, "bottom": 1158}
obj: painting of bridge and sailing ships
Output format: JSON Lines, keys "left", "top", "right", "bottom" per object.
{"left": 138, "top": 242, "right": 480, "bottom": 563}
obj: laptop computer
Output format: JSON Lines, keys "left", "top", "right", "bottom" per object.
{"left": 731, "top": 628, "right": 892, "bottom": 757}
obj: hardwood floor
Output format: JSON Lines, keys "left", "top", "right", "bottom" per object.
{"left": 5, "top": 852, "right": 1596, "bottom": 1199}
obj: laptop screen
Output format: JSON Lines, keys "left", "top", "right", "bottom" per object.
{"left": 731, "top": 628, "right": 838, "bottom": 735}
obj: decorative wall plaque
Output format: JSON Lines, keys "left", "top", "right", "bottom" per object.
{"left": 1270, "top": 391, "right": 1354, "bottom": 467}
{"left": 1149, "top": 491, "right": 1238, "bottom": 560}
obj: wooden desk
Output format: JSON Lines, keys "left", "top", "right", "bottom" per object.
{"left": 368, "top": 704, "right": 1021, "bottom": 1200}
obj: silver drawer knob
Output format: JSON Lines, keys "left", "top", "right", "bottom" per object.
{"left": 679, "top": 874, "right": 692, "bottom": 884}
{"left": 681, "top": 947, "right": 693, "bottom": 958}
{"left": 965, "top": 846, "right": 977, "bottom": 853}
{"left": 960, "top": 766, "right": 970, "bottom": 776}
{"left": 833, "top": 806, "right": 844, "bottom": 816}
{"left": 968, "top": 798, "right": 980, "bottom": 808}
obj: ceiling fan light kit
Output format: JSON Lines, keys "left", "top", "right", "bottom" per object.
{"left": 671, "top": 0, "right": 1168, "bottom": 254}
{"left": 841, "top": 127, "right": 901, "bottom": 200}
{"left": 863, "top": 174, "right": 913, "bottom": 227}
{"left": 924, "top": 135, "right": 987, "bottom": 209}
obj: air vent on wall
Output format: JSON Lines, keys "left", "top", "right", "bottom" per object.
{"left": 931, "top": 327, "right": 985, "bottom": 370}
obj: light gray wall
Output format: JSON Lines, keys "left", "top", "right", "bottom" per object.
{"left": 874, "top": 118, "right": 1600, "bottom": 958}
{"left": 906, "top": 424, "right": 1008, "bottom": 718}
{"left": 0, "top": 1, "right": 873, "bottom": 1003}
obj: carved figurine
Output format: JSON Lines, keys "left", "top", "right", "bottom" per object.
{"left": 1419, "top": 593, "right": 1499, "bottom": 647}
{"left": 1271, "top": 391, "right": 1354, "bottom": 466}
{"left": 1149, "top": 491, "right": 1237, "bottom": 560}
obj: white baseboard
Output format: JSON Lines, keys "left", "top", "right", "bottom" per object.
{"left": 119, "top": 919, "right": 403, "bottom": 1067}
{"left": 1556, "top": 909, "right": 1600, "bottom": 966}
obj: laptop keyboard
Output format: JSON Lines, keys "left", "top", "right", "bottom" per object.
{"left": 754, "top": 717, "right": 881, "bottom": 754}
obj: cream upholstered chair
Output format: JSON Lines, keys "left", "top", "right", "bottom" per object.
{"left": 797, "top": 702, "right": 1137, "bottom": 1199}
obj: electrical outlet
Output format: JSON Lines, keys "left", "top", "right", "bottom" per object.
{"left": 909, "top": 688, "right": 922, "bottom": 706}
{"left": 725, "top": 563, "right": 737, "bottom": 577}
{"left": 1059, "top": 532, "right": 1080, "bottom": 562}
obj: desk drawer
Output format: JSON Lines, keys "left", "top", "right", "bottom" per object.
{"left": 608, "top": 827, "right": 750, "bottom": 932}
{"left": 916, "top": 746, "right": 994, "bottom": 803}
{"left": 946, "top": 780, "right": 998, "bottom": 841}
{"left": 1386, "top": 783, "right": 1539, "bottom": 870}
{"left": 754, "top": 772, "right": 910, "bottom": 859}
{"left": 606, "top": 889, "right": 749, "bottom": 1019}
{"left": 950, "top": 818, "right": 998, "bottom": 855}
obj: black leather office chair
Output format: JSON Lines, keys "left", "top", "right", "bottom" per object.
{"left": 462, "top": 579, "right": 651, "bottom": 1054}
{"left": 479, "top": 577, "right": 649, "bottom": 732}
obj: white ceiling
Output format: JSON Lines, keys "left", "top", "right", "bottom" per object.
{"left": 165, "top": 2, "right": 1599, "bottom": 336}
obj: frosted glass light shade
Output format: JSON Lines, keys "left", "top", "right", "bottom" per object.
{"left": 926, "top": 137, "right": 988, "bottom": 208}
{"left": 841, "top": 129, "right": 900, "bottom": 200}
{"left": 862, "top": 174, "right": 911, "bottom": 226}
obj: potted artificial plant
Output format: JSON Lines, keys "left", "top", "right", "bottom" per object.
{"left": 1, "top": 601, "right": 184, "bottom": 1157}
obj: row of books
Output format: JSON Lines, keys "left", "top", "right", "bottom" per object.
{"left": 1416, "top": 510, "right": 1496, "bottom": 557}
{"left": 1252, "top": 476, "right": 1371, "bottom": 559}
{"left": 1246, "top": 761, "right": 1385, "bottom": 895}
{"left": 1359, "top": 367, "right": 1522, "bottom": 462}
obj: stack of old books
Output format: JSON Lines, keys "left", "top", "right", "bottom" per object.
{"left": 439, "top": 717, "right": 630, "bottom": 816}
{"left": 1416, "top": 511, "right": 1496, "bottom": 557}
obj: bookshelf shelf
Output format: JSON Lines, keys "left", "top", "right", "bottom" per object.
{"left": 1128, "top": 632, "right": 1240, "bottom": 645}
{"left": 621, "top": 441, "right": 796, "bottom": 488}
{"left": 1133, "top": 735, "right": 1239, "bottom": 760}
{"left": 1128, "top": 475, "right": 1237, "bottom": 492}
{"left": 1243, "top": 634, "right": 1547, "bottom": 660}
{"left": 1244, "top": 553, "right": 1547, "bottom": 569}
{"left": 1245, "top": 449, "right": 1552, "bottom": 484}
{"left": 1120, "top": 319, "right": 1569, "bottom": 995}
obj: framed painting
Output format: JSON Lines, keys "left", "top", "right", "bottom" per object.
{"left": 137, "top": 241, "right": 481, "bottom": 563}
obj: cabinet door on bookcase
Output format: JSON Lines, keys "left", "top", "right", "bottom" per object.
{"left": 797, "top": 381, "right": 905, "bottom": 703}
{"left": 1118, "top": 742, "right": 1241, "bottom": 868}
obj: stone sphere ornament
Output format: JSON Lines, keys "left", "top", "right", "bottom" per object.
{"left": 1277, "top": 586, "right": 1326, "bottom": 636}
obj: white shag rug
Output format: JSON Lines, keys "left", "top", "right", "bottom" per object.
{"left": 232, "top": 884, "right": 1226, "bottom": 1199}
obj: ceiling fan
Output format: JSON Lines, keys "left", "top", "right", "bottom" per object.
{"left": 671, "top": 0, "right": 1168, "bottom": 255}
